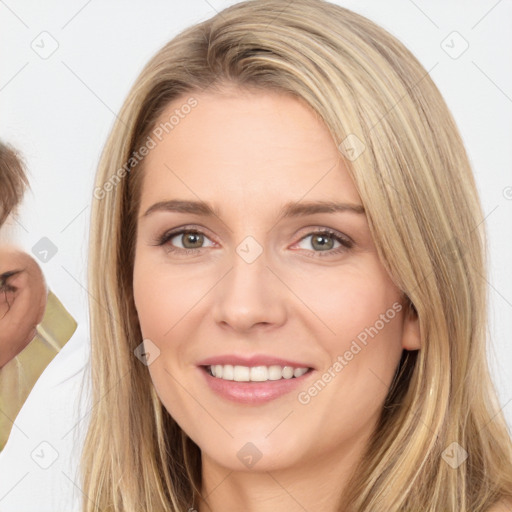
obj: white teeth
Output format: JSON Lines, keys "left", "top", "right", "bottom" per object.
{"left": 221, "top": 364, "right": 234, "bottom": 380}
{"left": 282, "top": 366, "right": 294, "bottom": 379}
{"left": 294, "top": 367, "right": 308, "bottom": 378}
{"left": 234, "top": 365, "right": 250, "bottom": 382}
{"left": 250, "top": 366, "right": 268, "bottom": 381}
{"left": 268, "top": 365, "right": 283, "bottom": 380}
{"left": 208, "top": 364, "right": 310, "bottom": 382}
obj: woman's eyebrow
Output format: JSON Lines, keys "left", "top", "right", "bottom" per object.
{"left": 142, "top": 199, "right": 365, "bottom": 219}
{"left": 278, "top": 200, "right": 365, "bottom": 218}
{"left": 142, "top": 199, "right": 218, "bottom": 218}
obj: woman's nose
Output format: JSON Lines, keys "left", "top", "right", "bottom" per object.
{"left": 211, "top": 243, "right": 288, "bottom": 334}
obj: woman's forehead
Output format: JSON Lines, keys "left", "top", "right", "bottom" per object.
{"left": 139, "top": 89, "right": 362, "bottom": 209}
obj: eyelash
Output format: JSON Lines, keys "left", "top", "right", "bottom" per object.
{"left": 153, "top": 225, "right": 354, "bottom": 258}
{"left": 0, "top": 271, "right": 19, "bottom": 293}
{"left": 0, "top": 271, "right": 19, "bottom": 313}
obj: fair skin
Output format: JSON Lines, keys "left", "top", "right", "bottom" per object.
{"left": 489, "top": 501, "right": 512, "bottom": 512}
{"left": 133, "top": 87, "right": 421, "bottom": 512}
{"left": 0, "top": 244, "right": 47, "bottom": 368}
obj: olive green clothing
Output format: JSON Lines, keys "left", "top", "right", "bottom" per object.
{"left": 0, "top": 291, "right": 77, "bottom": 451}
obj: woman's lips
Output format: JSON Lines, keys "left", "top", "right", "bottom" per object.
{"left": 199, "top": 365, "right": 315, "bottom": 404}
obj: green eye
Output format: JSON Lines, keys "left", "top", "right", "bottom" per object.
{"left": 294, "top": 229, "right": 353, "bottom": 257}
{"left": 158, "top": 229, "right": 216, "bottom": 252}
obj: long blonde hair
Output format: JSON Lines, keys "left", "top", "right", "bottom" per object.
{"left": 82, "top": 1, "right": 512, "bottom": 510}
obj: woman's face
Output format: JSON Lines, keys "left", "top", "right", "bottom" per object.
{"left": 133, "top": 87, "right": 420, "bottom": 475}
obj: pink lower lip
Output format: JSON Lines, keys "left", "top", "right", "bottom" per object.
{"left": 199, "top": 366, "right": 314, "bottom": 404}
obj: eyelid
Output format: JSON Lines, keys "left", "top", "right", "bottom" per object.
{"left": 0, "top": 270, "right": 22, "bottom": 291}
{"left": 294, "top": 226, "right": 353, "bottom": 245}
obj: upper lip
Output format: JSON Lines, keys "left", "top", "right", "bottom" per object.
{"left": 197, "top": 354, "right": 315, "bottom": 370}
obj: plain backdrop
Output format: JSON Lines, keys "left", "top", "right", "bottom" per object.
{"left": 1, "top": 0, "right": 511, "bottom": 431}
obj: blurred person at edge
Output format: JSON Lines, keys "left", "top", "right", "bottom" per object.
{"left": 0, "top": 141, "right": 77, "bottom": 451}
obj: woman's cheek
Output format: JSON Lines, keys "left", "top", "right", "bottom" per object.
{"left": 291, "top": 268, "right": 395, "bottom": 336}
{"left": 134, "top": 256, "right": 194, "bottom": 335}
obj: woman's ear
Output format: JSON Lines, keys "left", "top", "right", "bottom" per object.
{"left": 401, "top": 300, "right": 421, "bottom": 350}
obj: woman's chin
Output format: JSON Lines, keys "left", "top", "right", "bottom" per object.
{"left": 199, "top": 435, "right": 306, "bottom": 473}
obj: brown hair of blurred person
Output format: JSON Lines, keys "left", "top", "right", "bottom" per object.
{"left": 0, "top": 141, "right": 28, "bottom": 227}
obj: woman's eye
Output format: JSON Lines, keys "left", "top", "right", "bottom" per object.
{"left": 294, "top": 230, "right": 353, "bottom": 256}
{"left": 157, "top": 228, "right": 215, "bottom": 253}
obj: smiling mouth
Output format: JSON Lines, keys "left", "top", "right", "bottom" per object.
{"left": 203, "top": 364, "right": 313, "bottom": 382}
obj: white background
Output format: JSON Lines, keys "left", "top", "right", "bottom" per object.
{"left": 1, "top": 0, "right": 511, "bottom": 430}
